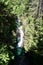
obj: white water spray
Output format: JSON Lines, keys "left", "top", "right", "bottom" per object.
{"left": 12, "top": 16, "right": 24, "bottom": 48}
{"left": 16, "top": 16, "right": 24, "bottom": 48}
{"left": 17, "top": 25, "right": 24, "bottom": 47}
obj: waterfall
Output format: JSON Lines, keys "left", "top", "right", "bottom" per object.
{"left": 16, "top": 16, "right": 24, "bottom": 48}
{"left": 11, "top": 15, "right": 27, "bottom": 65}
{"left": 16, "top": 25, "right": 24, "bottom": 48}
{"left": 12, "top": 15, "right": 24, "bottom": 55}
{"left": 16, "top": 16, "right": 24, "bottom": 56}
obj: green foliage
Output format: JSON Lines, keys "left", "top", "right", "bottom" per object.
{"left": 0, "top": 0, "right": 43, "bottom": 65}
{"left": 0, "top": 44, "right": 14, "bottom": 65}
{"left": 23, "top": 0, "right": 43, "bottom": 55}
{"left": 35, "top": 18, "right": 43, "bottom": 55}
{"left": 0, "top": 0, "right": 29, "bottom": 16}
{"left": 24, "top": 16, "right": 35, "bottom": 51}
{"left": 0, "top": 44, "right": 9, "bottom": 65}
{"left": 0, "top": 1, "right": 16, "bottom": 65}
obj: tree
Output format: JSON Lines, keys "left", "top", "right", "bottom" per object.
{"left": 0, "top": 0, "right": 43, "bottom": 65}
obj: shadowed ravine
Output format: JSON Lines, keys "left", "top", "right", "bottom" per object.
{"left": 8, "top": 17, "right": 43, "bottom": 65}
{"left": 8, "top": 51, "right": 43, "bottom": 65}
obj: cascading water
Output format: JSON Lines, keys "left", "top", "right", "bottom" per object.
{"left": 14, "top": 16, "right": 25, "bottom": 65}
{"left": 16, "top": 16, "right": 24, "bottom": 56}
{"left": 8, "top": 15, "right": 29, "bottom": 65}
{"left": 12, "top": 16, "right": 24, "bottom": 65}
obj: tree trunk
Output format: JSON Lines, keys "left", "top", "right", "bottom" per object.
{"left": 41, "top": 0, "right": 43, "bottom": 20}
{"left": 38, "top": 0, "right": 43, "bottom": 19}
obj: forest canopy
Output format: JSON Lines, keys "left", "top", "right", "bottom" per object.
{"left": 0, "top": 0, "right": 43, "bottom": 65}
